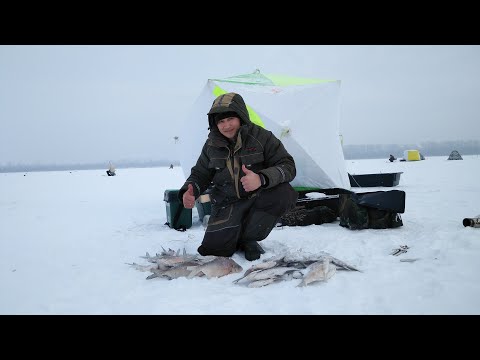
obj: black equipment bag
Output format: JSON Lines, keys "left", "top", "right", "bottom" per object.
{"left": 280, "top": 205, "right": 337, "bottom": 227}
{"left": 339, "top": 190, "right": 405, "bottom": 230}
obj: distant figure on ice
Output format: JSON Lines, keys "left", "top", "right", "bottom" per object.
{"left": 169, "top": 164, "right": 174, "bottom": 169}
{"left": 106, "top": 162, "right": 116, "bottom": 176}
{"left": 389, "top": 154, "right": 396, "bottom": 162}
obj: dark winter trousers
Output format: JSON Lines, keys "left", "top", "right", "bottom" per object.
{"left": 198, "top": 182, "right": 298, "bottom": 257}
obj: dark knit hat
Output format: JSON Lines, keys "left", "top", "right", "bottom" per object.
{"left": 214, "top": 111, "right": 239, "bottom": 124}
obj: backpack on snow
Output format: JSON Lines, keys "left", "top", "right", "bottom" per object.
{"left": 338, "top": 190, "right": 405, "bottom": 230}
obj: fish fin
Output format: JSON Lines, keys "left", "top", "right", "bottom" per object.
{"left": 232, "top": 275, "right": 246, "bottom": 284}
{"left": 186, "top": 267, "right": 201, "bottom": 278}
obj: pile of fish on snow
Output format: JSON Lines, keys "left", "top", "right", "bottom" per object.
{"left": 127, "top": 248, "right": 360, "bottom": 287}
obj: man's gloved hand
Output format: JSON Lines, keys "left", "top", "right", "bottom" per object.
{"left": 182, "top": 184, "right": 196, "bottom": 209}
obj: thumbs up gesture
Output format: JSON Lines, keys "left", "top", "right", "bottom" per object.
{"left": 241, "top": 164, "right": 261, "bottom": 192}
{"left": 182, "top": 184, "right": 196, "bottom": 209}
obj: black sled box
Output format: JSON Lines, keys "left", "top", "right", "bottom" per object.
{"left": 348, "top": 172, "right": 403, "bottom": 187}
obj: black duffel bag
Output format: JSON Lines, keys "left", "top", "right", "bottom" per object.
{"left": 339, "top": 190, "right": 405, "bottom": 230}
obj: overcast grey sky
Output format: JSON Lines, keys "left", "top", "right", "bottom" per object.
{"left": 1, "top": 45, "right": 479, "bottom": 165}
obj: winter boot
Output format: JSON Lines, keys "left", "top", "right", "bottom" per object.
{"left": 242, "top": 241, "right": 264, "bottom": 261}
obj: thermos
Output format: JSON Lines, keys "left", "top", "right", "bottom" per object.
{"left": 463, "top": 216, "right": 480, "bottom": 228}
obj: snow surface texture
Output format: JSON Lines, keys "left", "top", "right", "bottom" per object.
{"left": 1, "top": 155, "right": 479, "bottom": 314}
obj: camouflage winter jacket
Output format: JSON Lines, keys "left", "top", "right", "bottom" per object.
{"left": 179, "top": 92, "right": 296, "bottom": 206}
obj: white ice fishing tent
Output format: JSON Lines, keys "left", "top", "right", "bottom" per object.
{"left": 179, "top": 70, "right": 350, "bottom": 190}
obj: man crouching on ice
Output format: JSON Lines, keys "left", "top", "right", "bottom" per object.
{"left": 178, "top": 92, "right": 298, "bottom": 261}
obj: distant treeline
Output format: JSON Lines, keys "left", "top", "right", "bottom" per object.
{"left": 1, "top": 140, "right": 479, "bottom": 173}
{"left": 0, "top": 160, "right": 181, "bottom": 173}
{"left": 343, "top": 140, "right": 480, "bottom": 160}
